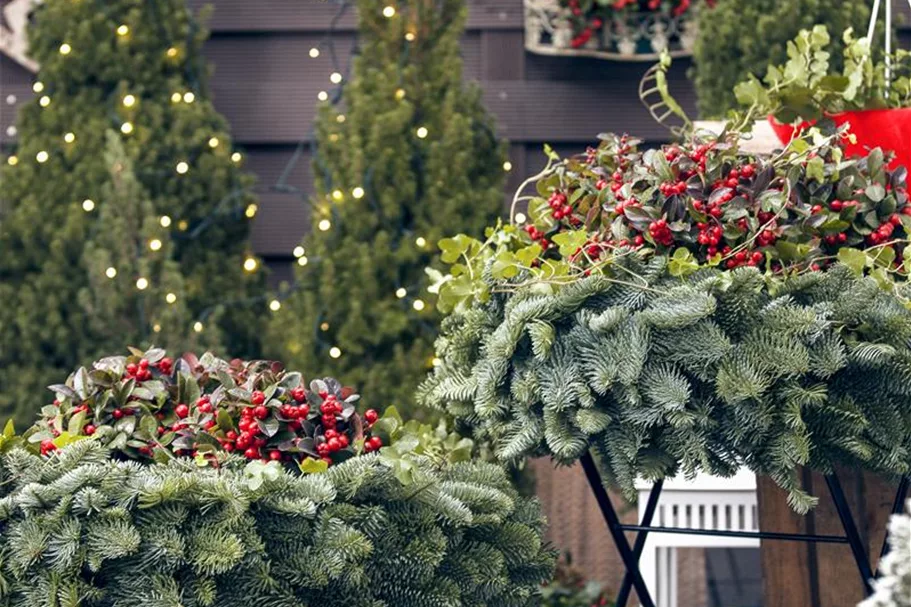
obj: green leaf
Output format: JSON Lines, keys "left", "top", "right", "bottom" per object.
{"left": 667, "top": 248, "right": 700, "bottom": 277}
{"left": 298, "top": 458, "right": 329, "bottom": 475}
{"left": 865, "top": 184, "right": 885, "bottom": 202}
{"left": 217, "top": 410, "right": 234, "bottom": 432}
{"left": 551, "top": 230, "right": 588, "bottom": 257}
{"left": 837, "top": 247, "right": 868, "bottom": 275}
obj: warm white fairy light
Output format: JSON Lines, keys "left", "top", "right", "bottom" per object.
{"left": 153, "top": 324, "right": 161, "bottom": 333}
{"left": 405, "top": 32, "right": 416, "bottom": 42}
{"left": 332, "top": 189, "right": 344, "bottom": 201}
{"left": 231, "top": 152, "right": 243, "bottom": 163}
{"left": 413, "top": 299, "right": 426, "bottom": 311}
{"left": 514, "top": 212, "right": 527, "bottom": 224}
{"left": 352, "top": 187, "right": 365, "bottom": 199}
{"left": 7, "top": 156, "right": 18, "bottom": 166}
{"left": 166, "top": 47, "right": 178, "bottom": 58}
{"left": 382, "top": 5, "right": 396, "bottom": 17}
{"left": 166, "top": 292, "right": 177, "bottom": 304}
{"left": 330, "top": 72, "right": 343, "bottom": 84}
{"left": 105, "top": 267, "right": 117, "bottom": 279}
{"left": 39, "top": 96, "right": 51, "bottom": 107}
{"left": 175, "top": 161, "right": 189, "bottom": 174}
{"left": 64, "top": 132, "right": 75, "bottom": 143}
{"left": 243, "top": 257, "right": 258, "bottom": 272}
{"left": 395, "top": 88, "right": 406, "bottom": 100}
{"left": 6, "top": 126, "right": 15, "bottom": 137}
{"left": 208, "top": 137, "right": 219, "bottom": 148}
{"left": 297, "top": 255, "right": 309, "bottom": 266}
{"left": 183, "top": 92, "right": 195, "bottom": 103}
{"left": 415, "top": 236, "right": 427, "bottom": 247}
{"left": 36, "top": 151, "right": 49, "bottom": 163}
{"left": 269, "top": 299, "right": 281, "bottom": 311}
{"left": 171, "top": 92, "right": 182, "bottom": 103}
{"left": 336, "top": 114, "right": 346, "bottom": 123}
{"left": 318, "top": 219, "right": 331, "bottom": 231}
{"left": 293, "top": 246, "right": 305, "bottom": 258}
{"left": 320, "top": 322, "right": 330, "bottom": 331}
{"left": 82, "top": 199, "right": 95, "bottom": 212}
{"left": 149, "top": 239, "right": 162, "bottom": 251}
{"left": 116, "top": 24, "right": 130, "bottom": 36}
{"left": 193, "top": 321, "right": 204, "bottom": 333}
{"left": 503, "top": 161, "right": 513, "bottom": 172}
{"left": 5, "top": 94, "right": 14, "bottom": 105}
{"left": 160, "top": 215, "right": 172, "bottom": 227}
{"left": 120, "top": 122, "right": 134, "bottom": 134}
{"left": 416, "top": 126, "right": 428, "bottom": 139}
{"left": 309, "top": 47, "right": 320, "bottom": 58}
{"left": 329, "top": 346, "right": 342, "bottom": 359}
{"left": 396, "top": 288, "right": 407, "bottom": 299}
{"left": 318, "top": 91, "right": 329, "bottom": 101}
{"left": 122, "top": 94, "right": 136, "bottom": 108}
{"left": 245, "top": 203, "right": 258, "bottom": 218}
{"left": 59, "top": 43, "right": 72, "bottom": 55}
{"left": 432, "top": 357, "right": 442, "bottom": 367}
{"left": 32, "top": 81, "right": 44, "bottom": 93}
{"left": 136, "top": 277, "right": 149, "bottom": 290}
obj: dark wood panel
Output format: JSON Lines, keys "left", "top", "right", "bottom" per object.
{"left": 188, "top": 0, "right": 524, "bottom": 32}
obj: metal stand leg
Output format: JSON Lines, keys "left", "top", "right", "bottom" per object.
{"left": 615, "top": 480, "right": 664, "bottom": 607}
{"left": 878, "top": 476, "right": 909, "bottom": 565}
{"left": 581, "top": 452, "right": 657, "bottom": 607}
{"left": 825, "top": 474, "right": 875, "bottom": 597}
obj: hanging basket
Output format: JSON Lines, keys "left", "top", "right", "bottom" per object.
{"left": 524, "top": 0, "right": 698, "bottom": 61}
{"left": 768, "top": 109, "right": 911, "bottom": 173}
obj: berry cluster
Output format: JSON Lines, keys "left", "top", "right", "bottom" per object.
{"left": 31, "top": 349, "right": 384, "bottom": 470}
{"left": 521, "top": 131, "right": 910, "bottom": 275}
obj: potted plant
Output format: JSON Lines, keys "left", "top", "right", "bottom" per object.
{"left": 734, "top": 25, "right": 911, "bottom": 171}
{"left": 0, "top": 348, "right": 555, "bottom": 606}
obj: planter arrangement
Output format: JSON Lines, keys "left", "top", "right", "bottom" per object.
{"left": 734, "top": 25, "right": 911, "bottom": 171}
{"left": 0, "top": 349, "right": 555, "bottom": 606}
{"left": 420, "top": 127, "right": 911, "bottom": 603}
{"left": 524, "top": 0, "right": 707, "bottom": 61}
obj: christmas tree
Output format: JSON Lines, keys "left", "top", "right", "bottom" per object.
{"left": 267, "top": 0, "right": 507, "bottom": 419}
{"left": 0, "top": 0, "right": 265, "bottom": 428}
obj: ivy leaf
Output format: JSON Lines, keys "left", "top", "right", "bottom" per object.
{"left": 837, "top": 247, "right": 868, "bottom": 275}
{"left": 551, "top": 230, "right": 588, "bottom": 257}
{"left": 299, "top": 458, "right": 329, "bottom": 475}
{"left": 667, "top": 248, "right": 700, "bottom": 277}
{"left": 438, "top": 234, "right": 477, "bottom": 264}
{"left": 491, "top": 251, "right": 520, "bottom": 280}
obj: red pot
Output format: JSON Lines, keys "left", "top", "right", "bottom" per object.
{"left": 768, "top": 108, "right": 911, "bottom": 172}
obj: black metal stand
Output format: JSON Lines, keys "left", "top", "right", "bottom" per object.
{"left": 579, "top": 452, "right": 909, "bottom": 607}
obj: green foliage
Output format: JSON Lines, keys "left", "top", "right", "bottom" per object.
{"left": 734, "top": 25, "right": 911, "bottom": 124}
{"left": 540, "top": 556, "right": 613, "bottom": 607}
{"left": 0, "top": 441, "right": 555, "bottom": 606}
{"left": 0, "top": 0, "right": 265, "bottom": 431}
{"left": 692, "top": 0, "right": 874, "bottom": 117}
{"left": 266, "top": 0, "right": 506, "bottom": 420}
{"left": 422, "top": 255, "right": 911, "bottom": 513}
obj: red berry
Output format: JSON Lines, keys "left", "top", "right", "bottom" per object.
{"left": 317, "top": 443, "right": 330, "bottom": 456}
{"left": 364, "top": 409, "right": 379, "bottom": 424}
{"left": 226, "top": 431, "right": 238, "bottom": 441}
{"left": 253, "top": 405, "right": 269, "bottom": 420}
{"left": 112, "top": 409, "right": 124, "bottom": 420}
{"left": 339, "top": 434, "right": 349, "bottom": 448}
{"left": 890, "top": 214, "right": 902, "bottom": 226}
{"left": 126, "top": 363, "right": 138, "bottom": 376}
{"left": 84, "top": 424, "right": 96, "bottom": 436}
{"left": 327, "top": 437, "right": 341, "bottom": 452}
{"left": 244, "top": 448, "right": 260, "bottom": 459}
{"left": 269, "top": 450, "right": 282, "bottom": 461}
{"left": 139, "top": 359, "right": 150, "bottom": 370}
{"left": 251, "top": 391, "right": 266, "bottom": 405}
{"left": 40, "top": 439, "right": 57, "bottom": 454}
{"left": 291, "top": 387, "right": 306, "bottom": 402}
{"left": 830, "top": 200, "right": 844, "bottom": 211}
{"left": 175, "top": 404, "right": 189, "bottom": 419}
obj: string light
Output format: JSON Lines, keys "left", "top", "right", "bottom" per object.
{"left": 293, "top": 246, "right": 305, "bottom": 257}
{"left": 243, "top": 257, "right": 258, "bottom": 272}
{"left": 503, "top": 161, "right": 513, "bottom": 172}
{"left": 36, "top": 151, "right": 49, "bottom": 163}
{"left": 149, "top": 239, "right": 162, "bottom": 251}
{"left": 331, "top": 189, "right": 344, "bottom": 201}
{"left": 175, "top": 161, "right": 189, "bottom": 174}
{"left": 6, "top": 126, "right": 15, "bottom": 137}
{"left": 7, "top": 156, "right": 18, "bottom": 166}
{"left": 413, "top": 299, "right": 426, "bottom": 311}
{"left": 59, "top": 43, "right": 72, "bottom": 55}
{"left": 116, "top": 24, "right": 130, "bottom": 36}
{"left": 166, "top": 47, "right": 178, "bottom": 58}
{"left": 178, "top": 220, "right": 188, "bottom": 231}
{"left": 166, "top": 292, "right": 177, "bottom": 304}
{"left": 318, "top": 219, "right": 331, "bottom": 231}
{"left": 122, "top": 94, "right": 136, "bottom": 108}
{"left": 136, "top": 277, "right": 149, "bottom": 290}
{"left": 515, "top": 212, "right": 527, "bottom": 224}
{"left": 231, "top": 152, "right": 243, "bottom": 163}
{"left": 352, "top": 187, "right": 365, "bottom": 199}
{"left": 329, "top": 346, "right": 342, "bottom": 359}
{"left": 432, "top": 357, "right": 442, "bottom": 367}
{"left": 39, "top": 96, "right": 51, "bottom": 107}
{"left": 318, "top": 91, "right": 329, "bottom": 101}
{"left": 330, "top": 72, "right": 343, "bottom": 84}
{"left": 416, "top": 126, "right": 428, "bottom": 139}
{"left": 320, "top": 322, "right": 330, "bottom": 331}
{"left": 309, "top": 47, "right": 320, "bottom": 58}
{"left": 395, "top": 88, "right": 406, "bottom": 100}
{"left": 82, "top": 199, "right": 95, "bottom": 212}
{"left": 105, "top": 267, "right": 117, "bottom": 279}
{"left": 170, "top": 92, "right": 182, "bottom": 103}
{"left": 208, "top": 137, "right": 220, "bottom": 148}
{"left": 120, "top": 122, "right": 134, "bottom": 134}
{"left": 396, "top": 288, "right": 407, "bottom": 298}
{"left": 382, "top": 6, "right": 396, "bottom": 17}
{"left": 336, "top": 114, "right": 346, "bottom": 123}
{"left": 297, "top": 256, "right": 309, "bottom": 266}
{"left": 269, "top": 299, "right": 281, "bottom": 311}
{"left": 405, "top": 31, "right": 416, "bottom": 42}
{"left": 32, "top": 82, "right": 44, "bottom": 93}
{"left": 193, "top": 321, "right": 204, "bottom": 333}
{"left": 415, "top": 237, "right": 427, "bottom": 247}
{"left": 160, "top": 215, "right": 172, "bottom": 227}
{"left": 153, "top": 324, "right": 161, "bottom": 333}
{"left": 183, "top": 92, "right": 195, "bottom": 103}
{"left": 63, "top": 132, "right": 75, "bottom": 143}
{"left": 245, "top": 203, "right": 258, "bottom": 218}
